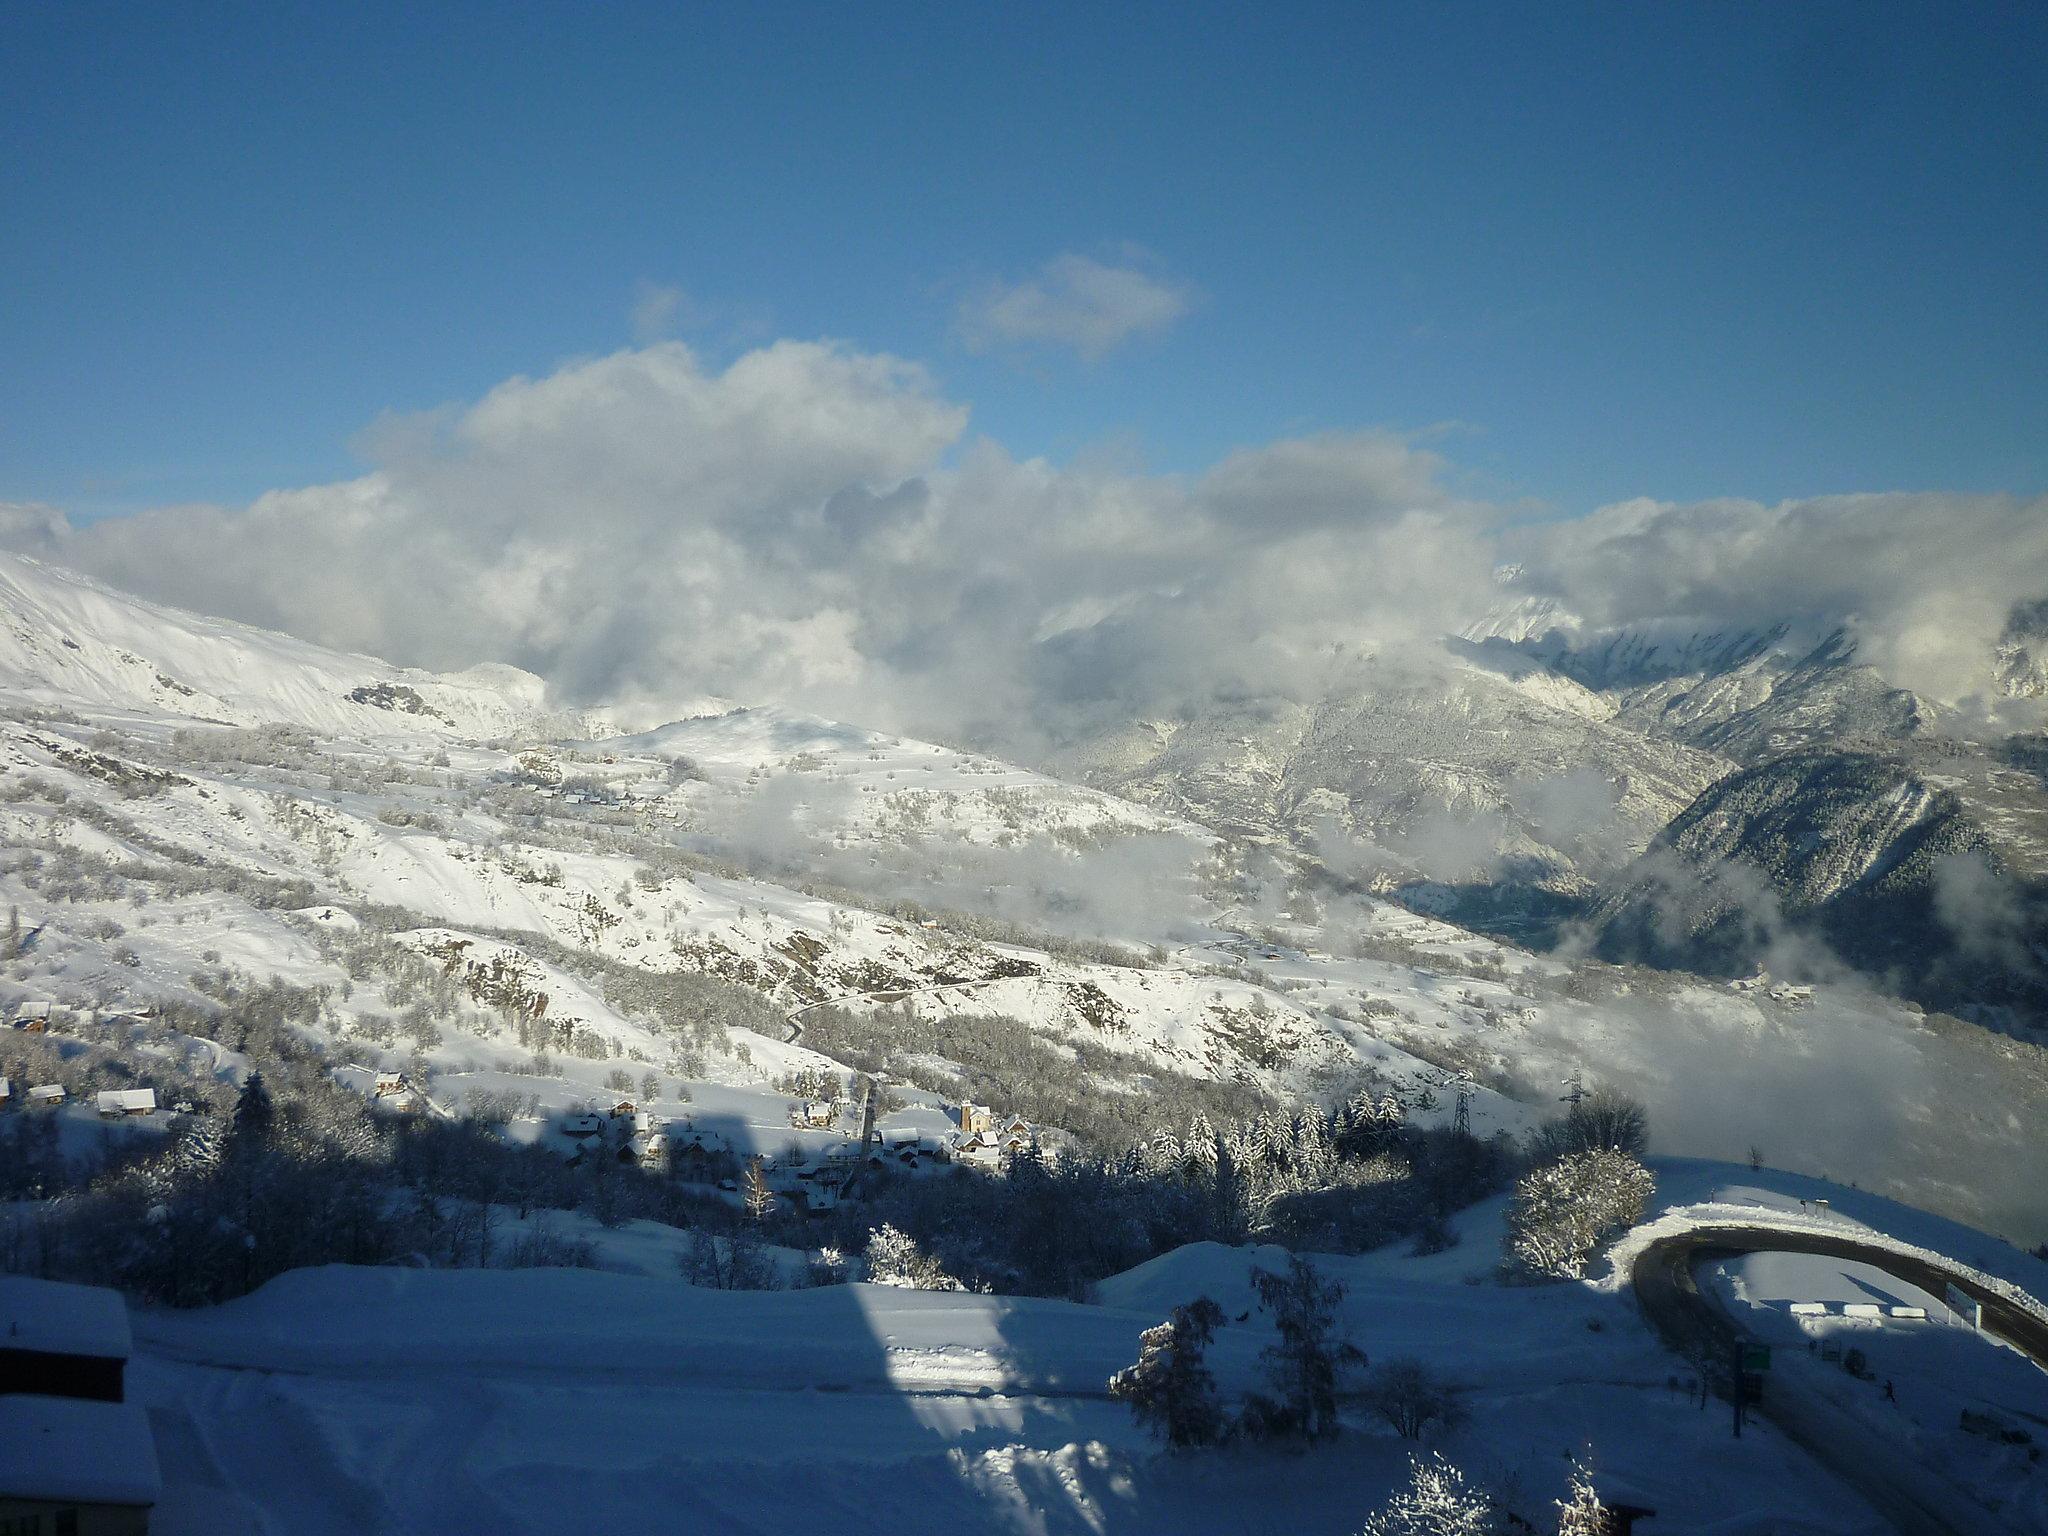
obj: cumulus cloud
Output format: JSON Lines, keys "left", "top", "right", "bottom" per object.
{"left": 12, "top": 332, "right": 2043, "bottom": 770}
{"left": 20, "top": 338, "right": 1483, "bottom": 757}
{"left": 956, "top": 252, "right": 1195, "bottom": 360}
{"left": 1508, "top": 491, "right": 2048, "bottom": 703}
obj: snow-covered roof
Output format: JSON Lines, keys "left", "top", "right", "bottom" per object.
{"left": 0, "top": 1395, "right": 160, "bottom": 1505}
{"left": 28, "top": 1083, "right": 63, "bottom": 1102}
{"left": 0, "top": 1274, "right": 133, "bottom": 1359}
{"left": 96, "top": 1087, "right": 157, "bottom": 1114}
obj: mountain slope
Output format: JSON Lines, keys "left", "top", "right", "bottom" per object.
{"left": 0, "top": 550, "right": 669, "bottom": 739}
{"left": 1592, "top": 743, "right": 2048, "bottom": 1019}
{"left": 1049, "top": 640, "right": 1729, "bottom": 933}
{"left": 1466, "top": 601, "right": 1938, "bottom": 765}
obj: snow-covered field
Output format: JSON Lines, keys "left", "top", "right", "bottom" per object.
{"left": 126, "top": 1167, "right": 1944, "bottom": 1536}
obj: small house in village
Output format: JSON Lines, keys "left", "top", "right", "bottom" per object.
{"left": 0, "top": 1276, "right": 160, "bottom": 1534}
{"left": 959, "top": 1133, "right": 1004, "bottom": 1166}
{"left": 667, "top": 1124, "right": 735, "bottom": 1177}
{"left": 609, "top": 1100, "right": 637, "bottom": 1119}
{"left": 10, "top": 998, "right": 53, "bottom": 1029}
{"left": 562, "top": 1112, "right": 606, "bottom": 1139}
{"left": 28, "top": 1084, "right": 64, "bottom": 1108}
{"left": 788, "top": 1100, "right": 837, "bottom": 1129}
{"left": 0, "top": 1077, "right": 10, "bottom": 1105}
{"left": 95, "top": 1088, "right": 157, "bottom": 1119}
{"left": 373, "top": 1071, "right": 404, "bottom": 1097}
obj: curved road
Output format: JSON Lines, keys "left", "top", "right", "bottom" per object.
{"left": 1633, "top": 1226, "right": 2048, "bottom": 1536}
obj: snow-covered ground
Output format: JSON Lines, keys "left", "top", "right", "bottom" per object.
{"left": 122, "top": 1166, "right": 1973, "bottom": 1535}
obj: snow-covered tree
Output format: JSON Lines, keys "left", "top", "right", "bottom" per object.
{"left": 865, "top": 1222, "right": 963, "bottom": 1291}
{"left": 1109, "top": 1296, "right": 1229, "bottom": 1447}
{"left": 174, "top": 1115, "right": 226, "bottom": 1177}
{"left": 1554, "top": 1460, "right": 1607, "bottom": 1535}
{"left": 742, "top": 1155, "right": 775, "bottom": 1222}
{"left": 1504, "top": 1149, "right": 1655, "bottom": 1280}
{"left": 1359, "top": 1454, "right": 1495, "bottom": 1536}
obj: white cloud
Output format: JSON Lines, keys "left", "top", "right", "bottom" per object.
{"left": 626, "top": 284, "right": 684, "bottom": 344}
{"left": 956, "top": 252, "right": 1194, "bottom": 360}
{"left": 0, "top": 502, "right": 71, "bottom": 556}
{"left": 23, "top": 338, "right": 1480, "bottom": 753}
{"left": 11, "top": 334, "right": 2044, "bottom": 761}
{"left": 1508, "top": 490, "right": 2048, "bottom": 702}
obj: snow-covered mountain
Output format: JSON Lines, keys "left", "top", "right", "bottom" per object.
{"left": 2, "top": 554, "right": 2042, "bottom": 1239}
{"left": 1046, "top": 639, "right": 1729, "bottom": 945}
{"left": 0, "top": 549, "right": 681, "bottom": 740}
{"left": 1464, "top": 598, "right": 1939, "bottom": 764}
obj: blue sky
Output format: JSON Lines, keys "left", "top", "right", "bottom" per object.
{"left": 3, "top": 0, "right": 2044, "bottom": 521}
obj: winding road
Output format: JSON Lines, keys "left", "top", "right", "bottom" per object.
{"left": 1632, "top": 1225, "right": 2048, "bottom": 1536}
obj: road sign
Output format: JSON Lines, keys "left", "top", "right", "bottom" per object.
{"left": 1741, "top": 1344, "right": 1772, "bottom": 1372}
{"left": 1945, "top": 1282, "right": 1983, "bottom": 1330}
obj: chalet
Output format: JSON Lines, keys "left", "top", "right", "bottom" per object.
{"left": 11, "top": 999, "right": 53, "bottom": 1031}
{"left": 789, "top": 1100, "right": 836, "bottom": 1129}
{"left": 373, "top": 1071, "right": 404, "bottom": 1097}
{"left": 562, "top": 1112, "right": 606, "bottom": 1139}
{"left": 0, "top": 1276, "right": 160, "bottom": 1534}
{"left": 1, "top": 1276, "right": 131, "bottom": 1400}
{"left": 0, "top": 1393, "right": 161, "bottom": 1533}
{"left": 790, "top": 1179, "right": 839, "bottom": 1212}
{"left": 609, "top": 1100, "right": 637, "bottom": 1119}
{"left": 28, "top": 1084, "right": 64, "bottom": 1109}
{"left": 0, "top": 1077, "right": 9, "bottom": 1105}
{"left": 669, "top": 1125, "right": 728, "bottom": 1154}
{"left": 668, "top": 1126, "right": 732, "bottom": 1174}
{"left": 959, "top": 1133, "right": 1004, "bottom": 1166}
{"left": 95, "top": 1089, "right": 157, "bottom": 1119}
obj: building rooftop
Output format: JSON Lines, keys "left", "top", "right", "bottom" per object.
{"left": 0, "top": 1395, "right": 161, "bottom": 1505}
{"left": 0, "top": 1274, "right": 134, "bottom": 1360}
